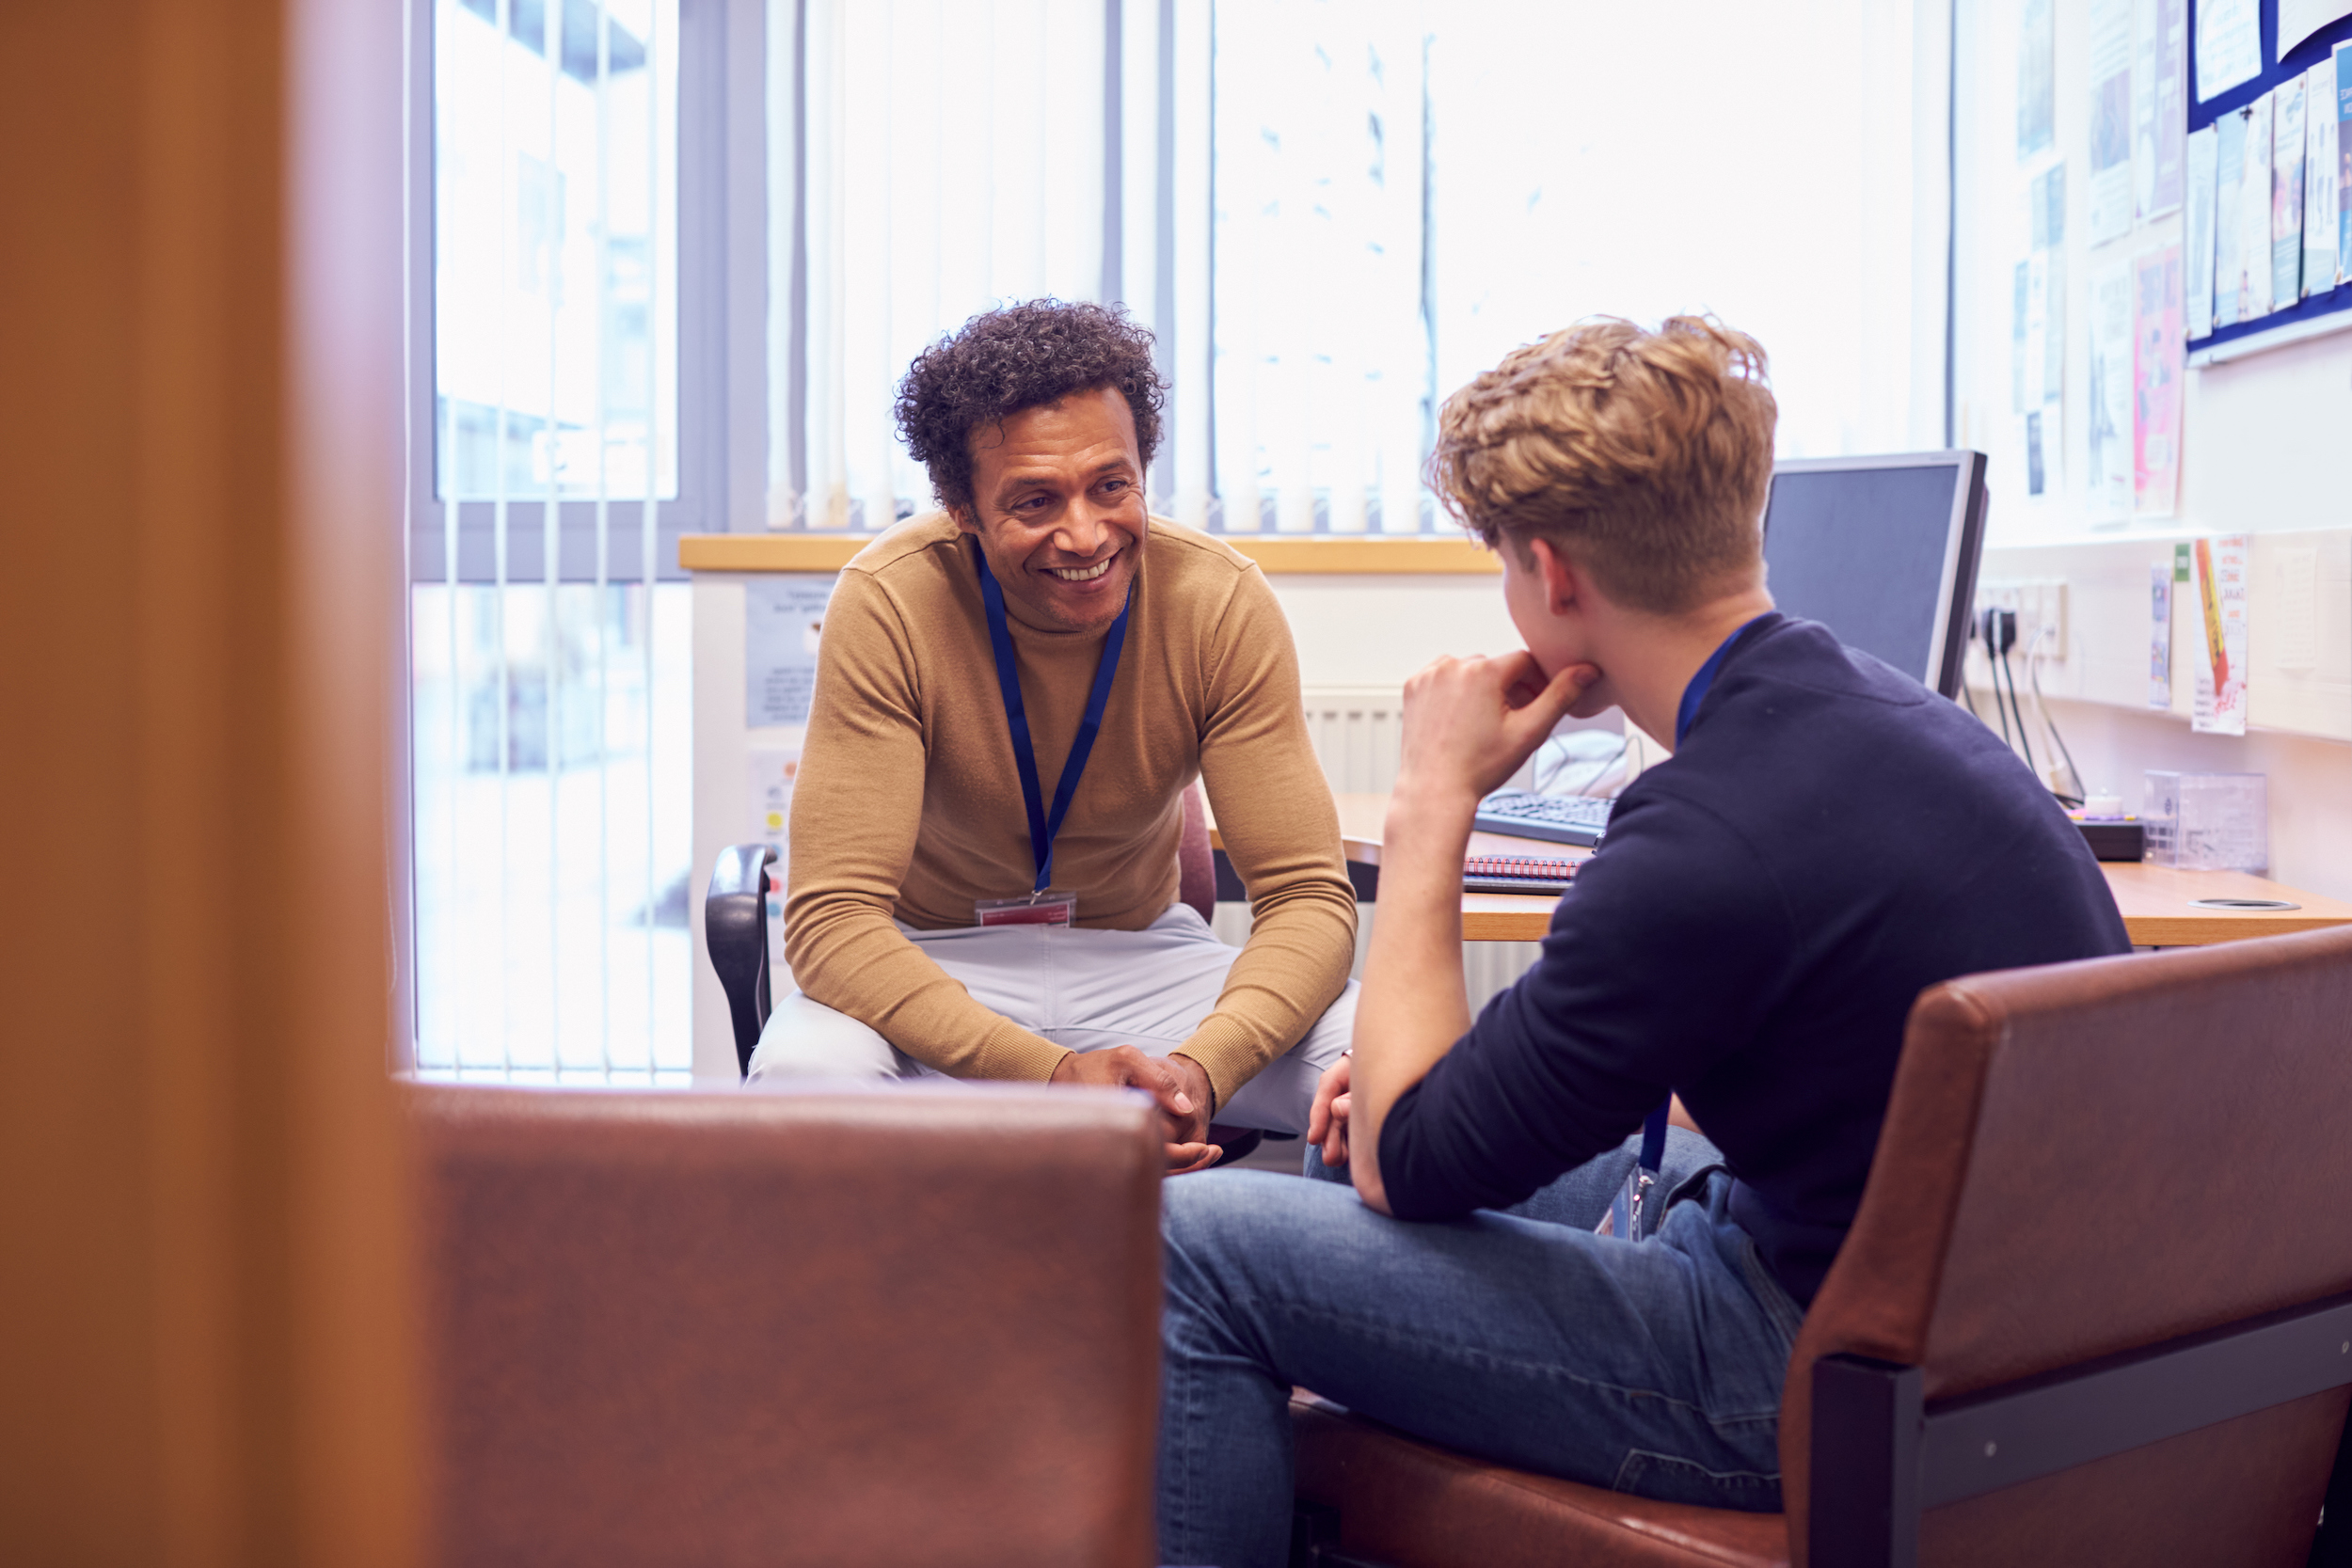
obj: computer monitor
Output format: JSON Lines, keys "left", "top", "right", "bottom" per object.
{"left": 1760, "top": 451, "right": 1989, "bottom": 700}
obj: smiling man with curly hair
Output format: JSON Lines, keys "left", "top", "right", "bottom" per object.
{"left": 750, "top": 299, "right": 1359, "bottom": 1171}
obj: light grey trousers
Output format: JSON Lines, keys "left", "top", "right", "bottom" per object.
{"left": 747, "top": 904, "right": 1357, "bottom": 1135}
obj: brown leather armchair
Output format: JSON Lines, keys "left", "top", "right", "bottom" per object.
{"left": 411, "top": 1084, "right": 1162, "bottom": 1568}
{"left": 1290, "top": 924, "right": 2352, "bottom": 1568}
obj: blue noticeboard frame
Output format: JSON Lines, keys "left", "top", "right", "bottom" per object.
{"left": 2187, "top": 0, "right": 2352, "bottom": 360}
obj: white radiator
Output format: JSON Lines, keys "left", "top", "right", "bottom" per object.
{"left": 1212, "top": 687, "right": 1544, "bottom": 1013}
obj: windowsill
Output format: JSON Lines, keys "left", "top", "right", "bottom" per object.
{"left": 676, "top": 531, "right": 1501, "bottom": 575}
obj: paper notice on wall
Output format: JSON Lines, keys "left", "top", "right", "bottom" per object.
{"left": 2242, "top": 94, "right": 2278, "bottom": 318}
{"left": 2024, "top": 251, "right": 2054, "bottom": 408}
{"left": 2215, "top": 110, "right": 2247, "bottom": 326}
{"left": 2098, "top": 0, "right": 2154, "bottom": 242}
{"left": 2149, "top": 562, "right": 2173, "bottom": 708}
{"left": 2024, "top": 408, "right": 2058, "bottom": 497}
{"left": 2309, "top": 60, "right": 2344, "bottom": 292}
{"left": 2090, "top": 0, "right": 2137, "bottom": 243}
{"left": 2021, "top": 0, "right": 2058, "bottom": 157}
{"left": 744, "top": 578, "right": 834, "bottom": 728}
{"left": 2190, "top": 535, "right": 2249, "bottom": 735}
{"left": 2335, "top": 44, "right": 2352, "bottom": 284}
{"left": 2187, "top": 126, "right": 2220, "bottom": 336}
{"left": 2274, "top": 77, "right": 2309, "bottom": 307}
{"left": 2138, "top": 0, "right": 2190, "bottom": 217}
{"left": 2276, "top": 546, "right": 2321, "bottom": 670}
{"left": 2280, "top": 0, "right": 2352, "bottom": 58}
{"left": 2133, "top": 246, "right": 2185, "bottom": 517}
{"left": 2089, "top": 264, "right": 2137, "bottom": 518}
{"left": 747, "top": 746, "right": 802, "bottom": 969}
{"left": 2197, "top": 0, "right": 2262, "bottom": 103}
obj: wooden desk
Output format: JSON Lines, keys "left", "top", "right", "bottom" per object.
{"left": 1212, "top": 791, "right": 2352, "bottom": 947}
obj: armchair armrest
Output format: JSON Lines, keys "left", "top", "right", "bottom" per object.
{"left": 705, "top": 842, "right": 778, "bottom": 1077}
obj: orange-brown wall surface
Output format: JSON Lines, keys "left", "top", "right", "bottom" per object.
{"left": 0, "top": 2, "right": 418, "bottom": 1561}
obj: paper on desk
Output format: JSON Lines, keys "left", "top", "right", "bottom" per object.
{"left": 2133, "top": 246, "right": 2184, "bottom": 518}
{"left": 2280, "top": 0, "right": 2352, "bottom": 59}
{"left": 2305, "top": 61, "right": 2342, "bottom": 292}
{"left": 2020, "top": 0, "right": 2058, "bottom": 158}
{"left": 2137, "top": 0, "right": 2190, "bottom": 218}
{"left": 2149, "top": 562, "right": 2173, "bottom": 708}
{"left": 2089, "top": 264, "right": 2137, "bottom": 519}
{"left": 2215, "top": 110, "right": 2247, "bottom": 326}
{"left": 2091, "top": 0, "right": 2137, "bottom": 244}
{"left": 744, "top": 577, "right": 833, "bottom": 728}
{"left": 2197, "top": 0, "right": 2262, "bottom": 103}
{"left": 2187, "top": 126, "right": 2219, "bottom": 336}
{"left": 2191, "top": 534, "right": 2249, "bottom": 735}
{"left": 2242, "top": 93, "right": 2278, "bottom": 319}
{"left": 2274, "top": 76, "right": 2309, "bottom": 307}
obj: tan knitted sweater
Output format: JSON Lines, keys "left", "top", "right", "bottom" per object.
{"left": 781, "top": 512, "right": 1357, "bottom": 1106}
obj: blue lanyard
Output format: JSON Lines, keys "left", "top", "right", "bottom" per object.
{"left": 1639, "top": 1103, "right": 1669, "bottom": 1176}
{"left": 1674, "top": 614, "right": 1769, "bottom": 747}
{"left": 976, "top": 552, "right": 1133, "bottom": 894}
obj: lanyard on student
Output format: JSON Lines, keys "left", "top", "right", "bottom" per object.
{"left": 976, "top": 551, "right": 1133, "bottom": 894}
{"left": 1674, "top": 613, "right": 1769, "bottom": 747}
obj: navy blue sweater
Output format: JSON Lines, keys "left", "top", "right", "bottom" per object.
{"left": 1378, "top": 615, "right": 2130, "bottom": 1304}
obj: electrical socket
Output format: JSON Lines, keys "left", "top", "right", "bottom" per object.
{"left": 1975, "top": 578, "right": 2068, "bottom": 659}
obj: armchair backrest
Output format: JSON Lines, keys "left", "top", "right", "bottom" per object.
{"left": 1781, "top": 925, "right": 2352, "bottom": 1566}
{"left": 412, "top": 1084, "right": 1163, "bottom": 1567}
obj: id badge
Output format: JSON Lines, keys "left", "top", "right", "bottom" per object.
{"left": 1597, "top": 1164, "right": 1657, "bottom": 1241}
{"left": 976, "top": 889, "right": 1077, "bottom": 927}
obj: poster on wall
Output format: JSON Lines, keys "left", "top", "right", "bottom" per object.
{"left": 2273, "top": 76, "right": 2309, "bottom": 307}
{"left": 2088, "top": 264, "right": 2136, "bottom": 518}
{"left": 2137, "top": 0, "right": 2190, "bottom": 219}
{"left": 2021, "top": 0, "right": 2058, "bottom": 158}
{"left": 2280, "top": 0, "right": 2352, "bottom": 57}
{"left": 2215, "top": 109, "right": 2248, "bottom": 326}
{"left": 746, "top": 747, "right": 802, "bottom": 969}
{"left": 2186, "top": 125, "right": 2219, "bottom": 335}
{"left": 2241, "top": 93, "right": 2278, "bottom": 319}
{"left": 2090, "top": 0, "right": 2137, "bottom": 243}
{"left": 2336, "top": 43, "right": 2352, "bottom": 283}
{"left": 2197, "top": 0, "right": 2263, "bottom": 102}
{"left": 2190, "top": 534, "right": 2249, "bottom": 736}
{"left": 2308, "top": 58, "right": 2343, "bottom": 291}
{"left": 744, "top": 578, "right": 834, "bottom": 728}
{"left": 2149, "top": 562, "right": 2173, "bottom": 708}
{"left": 2133, "top": 245, "right": 2185, "bottom": 517}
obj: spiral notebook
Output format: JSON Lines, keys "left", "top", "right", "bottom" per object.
{"left": 1462, "top": 853, "right": 1580, "bottom": 896}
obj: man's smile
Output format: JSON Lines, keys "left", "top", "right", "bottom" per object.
{"left": 1044, "top": 552, "right": 1120, "bottom": 582}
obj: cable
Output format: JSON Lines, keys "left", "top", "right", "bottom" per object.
{"left": 1982, "top": 610, "right": 2013, "bottom": 748}
{"left": 1998, "top": 642, "right": 2039, "bottom": 784}
{"left": 2026, "top": 623, "right": 2087, "bottom": 804}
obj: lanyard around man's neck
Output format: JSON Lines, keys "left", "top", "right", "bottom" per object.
{"left": 975, "top": 551, "right": 1134, "bottom": 894}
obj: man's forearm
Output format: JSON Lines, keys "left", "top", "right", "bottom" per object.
{"left": 1349, "top": 782, "right": 1479, "bottom": 1213}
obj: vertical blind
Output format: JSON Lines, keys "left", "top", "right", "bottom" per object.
{"left": 414, "top": 0, "right": 691, "bottom": 1081}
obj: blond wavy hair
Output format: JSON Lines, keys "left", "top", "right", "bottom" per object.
{"left": 1426, "top": 315, "right": 1776, "bottom": 614}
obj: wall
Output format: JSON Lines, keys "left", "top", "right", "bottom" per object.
{"left": 1950, "top": 0, "right": 2352, "bottom": 898}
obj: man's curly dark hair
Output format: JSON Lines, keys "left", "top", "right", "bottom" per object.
{"left": 894, "top": 299, "right": 1166, "bottom": 516}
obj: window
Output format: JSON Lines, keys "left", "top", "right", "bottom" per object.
{"left": 409, "top": 0, "right": 695, "bottom": 1080}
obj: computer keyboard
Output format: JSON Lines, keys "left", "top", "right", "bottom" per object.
{"left": 1473, "top": 789, "right": 1616, "bottom": 847}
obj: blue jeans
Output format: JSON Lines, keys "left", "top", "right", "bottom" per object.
{"left": 1155, "top": 1130, "right": 1804, "bottom": 1568}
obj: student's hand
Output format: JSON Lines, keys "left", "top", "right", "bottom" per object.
{"left": 1307, "top": 1053, "right": 1353, "bottom": 1166}
{"left": 1394, "top": 652, "right": 1599, "bottom": 806}
{"left": 1051, "top": 1045, "right": 1220, "bottom": 1174}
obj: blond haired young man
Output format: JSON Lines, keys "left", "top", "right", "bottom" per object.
{"left": 1154, "top": 319, "right": 2128, "bottom": 1566}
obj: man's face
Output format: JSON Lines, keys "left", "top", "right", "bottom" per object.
{"left": 955, "top": 386, "right": 1148, "bottom": 634}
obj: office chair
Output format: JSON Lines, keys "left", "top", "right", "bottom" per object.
{"left": 705, "top": 782, "right": 1273, "bottom": 1163}
{"left": 413, "top": 1083, "right": 1161, "bottom": 1567}
{"left": 1288, "top": 924, "right": 2352, "bottom": 1568}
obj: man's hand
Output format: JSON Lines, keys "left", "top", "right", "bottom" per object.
{"left": 1307, "top": 1053, "right": 1352, "bottom": 1167}
{"left": 1393, "top": 651, "right": 1598, "bottom": 807}
{"left": 1051, "top": 1045, "right": 1220, "bottom": 1174}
